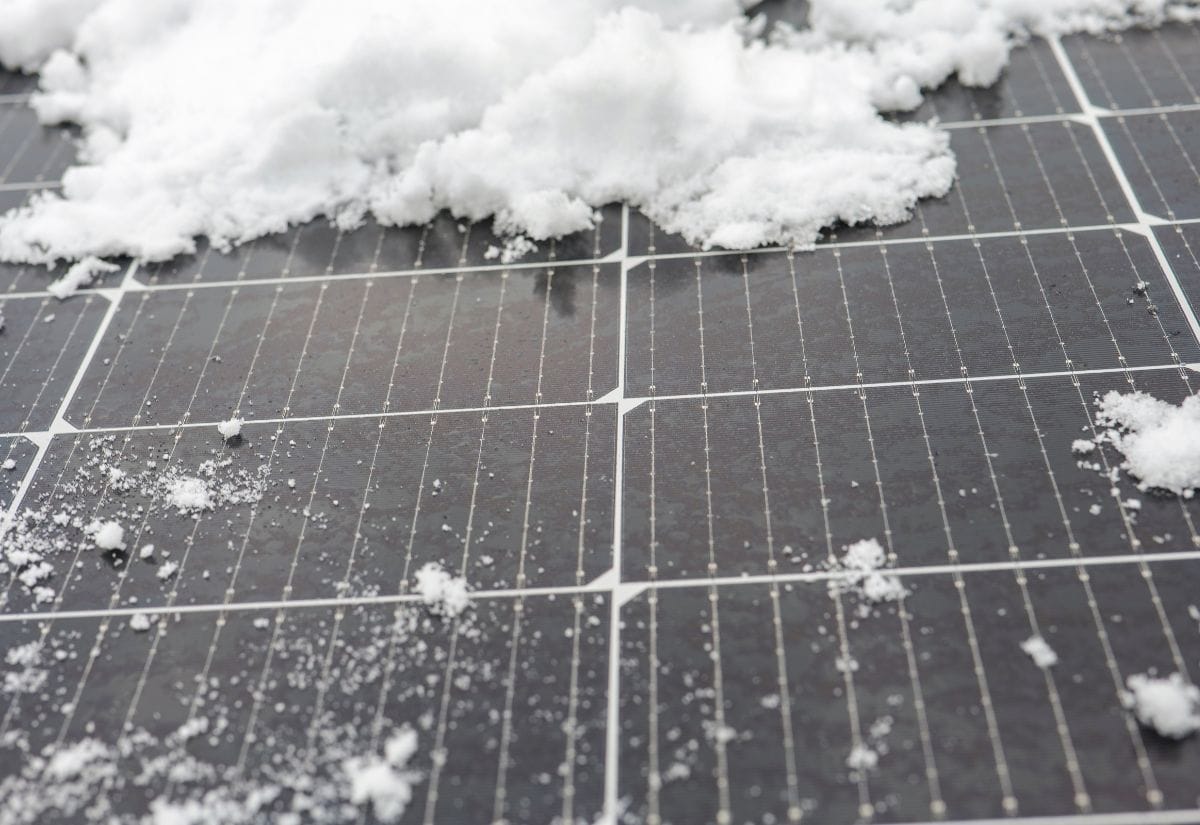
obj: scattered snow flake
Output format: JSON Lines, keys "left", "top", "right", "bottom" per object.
{"left": 1123, "top": 673, "right": 1200, "bottom": 739}
{"left": 157, "top": 561, "right": 179, "bottom": 581}
{"left": 139, "top": 543, "right": 154, "bottom": 560}
{"left": 1, "top": 458, "right": 16, "bottom": 470}
{"left": 1020, "top": 635, "right": 1058, "bottom": 668}
{"left": 1071, "top": 439, "right": 1095, "bottom": 455}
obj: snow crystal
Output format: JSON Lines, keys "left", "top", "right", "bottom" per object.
{"left": 91, "top": 519, "right": 124, "bottom": 550}
{"left": 217, "top": 417, "right": 244, "bottom": 440}
{"left": 129, "top": 613, "right": 151, "bottom": 632}
{"left": 1093, "top": 390, "right": 1200, "bottom": 498}
{"left": 1020, "top": 635, "right": 1058, "bottom": 668}
{"left": 414, "top": 562, "right": 470, "bottom": 618}
{"left": 45, "top": 255, "right": 117, "bottom": 300}
{"left": 2, "top": 1, "right": 1196, "bottom": 266}
{"left": 138, "top": 543, "right": 154, "bottom": 560}
{"left": 1123, "top": 673, "right": 1200, "bottom": 739}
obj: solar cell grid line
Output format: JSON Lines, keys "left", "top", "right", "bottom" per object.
{"left": 561, "top": 248, "right": 605, "bottom": 824}
{"left": 871, "top": 234, "right": 1020, "bottom": 817}
{"left": 899, "top": 36, "right": 1078, "bottom": 125}
{"left": 420, "top": 231, "right": 507, "bottom": 825}
{"left": 1155, "top": 221, "right": 1200, "bottom": 313}
{"left": 1102, "top": 109, "right": 1200, "bottom": 221}
{"left": 158, "top": 253, "right": 357, "bottom": 787}
{"left": 758, "top": 249, "right": 877, "bottom": 819}
{"left": 1065, "top": 21, "right": 1200, "bottom": 111}
{"left": 231, "top": 276, "right": 377, "bottom": 774}
{"left": 736, "top": 254, "right": 806, "bottom": 823}
{"left": 0, "top": 280, "right": 152, "bottom": 612}
{"left": 931, "top": 114, "right": 1200, "bottom": 546}
{"left": 36, "top": 273, "right": 256, "bottom": 754}
{"left": 1050, "top": 35, "right": 1200, "bottom": 347}
{"left": 289, "top": 279, "right": 417, "bottom": 765}
{"left": 0, "top": 103, "right": 74, "bottom": 185}
{"left": 941, "top": 125, "right": 1200, "bottom": 545}
{"left": 0, "top": 290, "right": 95, "bottom": 490}
{"left": 818, "top": 244, "right": 947, "bottom": 819}
{"left": 910, "top": 234, "right": 1093, "bottom": 812}
{"left": 490, "top": 254, "right": 559, "bottom": 822}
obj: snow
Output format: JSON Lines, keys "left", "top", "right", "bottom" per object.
{"left": 1093, "top": 390, "right": 1200, "bottom": 498}
{"left": 1, "top": 0, "right": 1197, "bottom": 266}
{"left": 217, "top": 417, "right": 244, "bottom": 440}
{"left": 344, "top": 728, "right": 420, "bottom": 824}
{"left": 129, "top": 612, "right": 151, "bottom": 632}
{"left": 833, "top": 538, "right": 907, "bottom": 604}
{"left": 1123, "top": 673, "right": 1200, "bottom": 739}
{"left": 166, "top": 476, "right": 214, "bottom": 514}
{"left": 90, "top": 519, "right": 124, "bottom": 550}
{"left": 1, "top": 459, "right": 15, "bottom": 470}
{"left": 45, "top": 255, "right": 117, "bottom": 299}
{"left": 1020, "top": 635, "right": 1058, "bottom": 668}
{"left": 414, "top": 562, "right": 470, "bottom": 618}
{"left": 845, "top": 744, "right": 879, "bottom": 772}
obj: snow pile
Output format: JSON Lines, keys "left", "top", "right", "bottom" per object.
{"left": 1093, "top": 390, "right": 1200, "bottom": 498}
{"left": 217, "top": 417, "right": 244, "bottom": 441}
{"left": 165, "top": 476, "right": 215, "bottom": 514}
{"left": 87, "top": 518, "right": 124, "bottom": 550}
{"left": 45, "top": 255, "right": 117, "bottom": 300}
{"left": 1, "top": 0, "right": 1198, "bottom": 265}
{"left": 1020, "top": 635, "right": 1058, "bottom": 668}
{"left": 830, "top": 537, "right": 907, "bottom": 605}
{"left": 1123, "top": 672, "right": 1200, "bottom": 739}
{"left": 414, "top": 562, "right": 470, "bottom": 618}
{"left": 344, "top": 728, "right": 421, "bottom": 823}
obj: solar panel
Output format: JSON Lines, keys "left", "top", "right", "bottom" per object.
{"left": 1, "top": 14, "right": 1200, "bottom": 825}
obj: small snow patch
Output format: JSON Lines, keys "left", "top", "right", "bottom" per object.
{"left": 1123, "top": 673, "right": 1200, "bottom": 739}
{"left": 414, "top": 562, "right": 470, "bottom": 618}
{"left": 217, "top": 417, "right": 244, "bottom": 441}
{"left": 90, "top": 520, "right": 125, "bottom": 551}
{"left": 46, "top": 256, "right": 118, "bottom": 300}
{"left": 1020, "top": 635, "right": 1058, "bottom": 668}
{"left": 1093, "top": 390, "right": 1200, "bottom": 498}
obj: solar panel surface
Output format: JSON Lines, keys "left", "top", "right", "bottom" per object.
{"left": 0, "top": 12, "right": 1199, "bottom": 825}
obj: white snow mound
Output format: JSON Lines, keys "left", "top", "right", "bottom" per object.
{"left": 1123, "top": 672, "right": 1200, "bottom": 739}
{"left": 1, "top": 0, "right": 1197, "bottom": 265}
{"left": 1094, "top": 390, "right": 1200, "bottom": 498}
